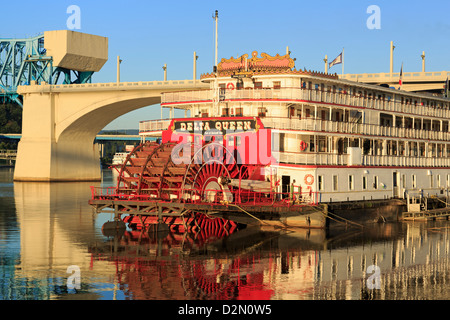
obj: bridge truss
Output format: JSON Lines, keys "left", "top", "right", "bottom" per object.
{"left": 0, "top": 34, "right": 94, "bottom": 106}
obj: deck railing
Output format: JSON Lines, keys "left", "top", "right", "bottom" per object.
{"left": 161, "top": 87, "right": 450, "bottom": 119}
{"left": 274, "top": 151, "right": 450, "bottom": 167}
{"left": 139, "top": 119, "right": 172, "bottom": 132}
{"left": 90, "top": 186, "right": 319, "bottom": 207}
{"left": 260, "top": 117, "right": 450, "bottom": 142}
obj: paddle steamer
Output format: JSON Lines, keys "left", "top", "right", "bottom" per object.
{"left": 137, "top": 51, "right": 450, "bottom": 225}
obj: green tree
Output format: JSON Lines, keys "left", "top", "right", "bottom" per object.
{"left": 0, "top": 103, "right": 22, "bottom": 134}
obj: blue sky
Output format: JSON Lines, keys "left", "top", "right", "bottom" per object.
{"left": 2, "top": 0, "right": 450, "bottom": 129}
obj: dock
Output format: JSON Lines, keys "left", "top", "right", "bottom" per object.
{"left": 401, "top": 207, "right": 450, "bottom": 221}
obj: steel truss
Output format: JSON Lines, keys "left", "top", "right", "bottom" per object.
{"left": 0, "top": 34, "right": 94, "bottom": 106}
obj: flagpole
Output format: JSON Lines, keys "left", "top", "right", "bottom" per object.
{"left": 342, "top": 48, "right": 345, "bottom": 76}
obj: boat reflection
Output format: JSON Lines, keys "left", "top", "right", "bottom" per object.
{"left": 88, "top": 221, "right": 450, "bottom": 300}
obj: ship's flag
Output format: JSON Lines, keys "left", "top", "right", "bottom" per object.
{"left": 329, "top": 52, "right": 343, "bottom": 69}
{"left": 399, "top": 63, "right": 403, "bottom": 87}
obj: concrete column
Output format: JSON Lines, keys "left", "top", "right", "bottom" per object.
{"left": 382, "top": 140, "right": 387, "bottom": 156}
{"left": 14, "top": 92, "right": 101, "bottom": 181}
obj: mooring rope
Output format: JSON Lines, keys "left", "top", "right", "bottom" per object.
{"left": 309, "top": 204, "right": 364, "bottom": 229}
{"left": 227, "top": 204, "right": 271, "bottom": 225}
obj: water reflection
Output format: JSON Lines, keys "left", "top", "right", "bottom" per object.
{"left": 0, "top": 168, "right": 449, "bottom": 300}
{"left": 88, "top": 222, "right": 450, "bottom": 300}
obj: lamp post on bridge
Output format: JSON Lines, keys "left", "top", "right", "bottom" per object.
{"left": 421, "top": 51, "right": 425, "bottom": 72}
{"left": 163, "top": 64, "right": 167, "bottom": 81}
{"left": 117, "top": 56, "right": 122, "bottom": 83}
{"left": 193, "top": 51, "right": 199, "bottom": 81}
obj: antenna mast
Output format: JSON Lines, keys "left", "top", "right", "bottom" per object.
{"left": 213, "top": 10, "right": 219, "bottom": 115}
{"left": 214, "top": 10, "right": 219, "bottom": 68}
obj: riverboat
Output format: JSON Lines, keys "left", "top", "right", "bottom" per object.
{"left": 90, "top": 51, "right": 450, "bottom": 231}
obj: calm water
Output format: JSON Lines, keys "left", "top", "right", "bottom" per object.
{"left": 0, "top": 167, "right": 449, "bottom": 301}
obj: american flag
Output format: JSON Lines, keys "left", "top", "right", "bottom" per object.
{"left": 329, "top": 52, "right": 343, "bottom": 69}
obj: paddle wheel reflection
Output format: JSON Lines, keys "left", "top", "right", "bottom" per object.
{"left": 87, "top": 227, "right": 306, "bottom": 300}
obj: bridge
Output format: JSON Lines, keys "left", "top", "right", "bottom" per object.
{"left": 340, "top": 71, "right": 450, "bottom": 93}
{"left": 0, "top": 29, "right": 208, "bottom": 181}
{"left": 14, "top": 80, "right": 208, "bottom": 181}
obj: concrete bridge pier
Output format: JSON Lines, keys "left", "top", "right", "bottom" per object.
{"left": 15, "top": 137, "right": 101, "bottom": 182}
{"left": 14, "top": 92, "right": 102, "bottom": 182}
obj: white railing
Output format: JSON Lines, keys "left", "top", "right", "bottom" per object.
{"left": 139, "top": 119, "right": 172, "bottom": 132}
{"left": 274, "top": 152, "right": 349, "bottom": 166}
{"left": 275, "top": 151, "right": 450, "bottom": 167}
{"left": 161, "top": 88, "right": 450, "bottom": 119}
{"left": 260, "top": 117, "right": 450, "bottom": 142}
{"left": 363, "top": 155, "right": 450, "bottom": 167}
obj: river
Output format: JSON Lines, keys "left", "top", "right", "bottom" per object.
{"left": 0, "top": 167, "right": 449, "bottom": 301}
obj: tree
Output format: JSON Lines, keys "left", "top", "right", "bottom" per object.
{"left": 0, "top": 103, "right": 22, "bottom": 134}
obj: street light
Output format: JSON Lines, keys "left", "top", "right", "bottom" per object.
{"left": 117, "top": 56, "right": 123, "bottom": 83}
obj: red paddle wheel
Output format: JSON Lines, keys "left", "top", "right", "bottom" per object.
{"left": 115, "top": 141, "right": 257, "bottom": 236}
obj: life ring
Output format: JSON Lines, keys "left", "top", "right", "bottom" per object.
{"left": 227, "top": 83, "right": 235, "bottom": 90}
{"left": 299, "top": 140, "right": 308, "bottom": 151}
{"left": 304, "top": 174, "right": 314, "bottom": 185}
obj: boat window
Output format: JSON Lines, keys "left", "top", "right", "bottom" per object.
{"left": 258, "top": 107, "right": 267, "bottom": 118}
{"left": 333, "top": 175, "right": 338, "bottom": 191}
{"left": 318, "top": 175, "right": 324, "bottom": 191}
{"left": 348, "top": 175, "right": 354, "bottom": 190}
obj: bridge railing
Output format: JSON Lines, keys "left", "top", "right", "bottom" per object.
{"left": 0, "top": 150, "right": 17, "bottom": 159}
